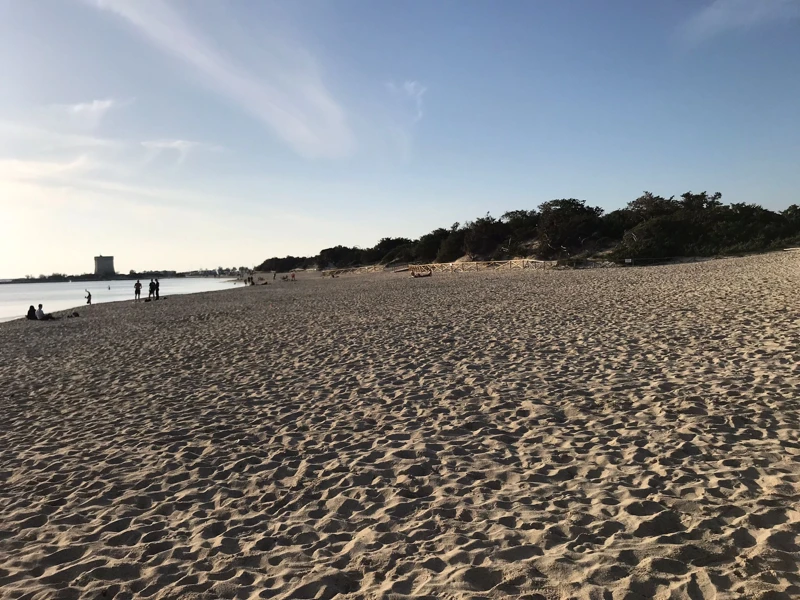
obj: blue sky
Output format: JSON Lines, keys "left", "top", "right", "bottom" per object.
{"left": 1, "top": 0, "right": 799, "bottom": 277}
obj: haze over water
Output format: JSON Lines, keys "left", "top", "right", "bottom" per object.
{"left": 0, "top": 278, "right": 237, "bottom": 322}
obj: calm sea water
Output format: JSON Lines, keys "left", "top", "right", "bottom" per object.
{"left": 0, "top": 278, "right": 237, "bottom": 322}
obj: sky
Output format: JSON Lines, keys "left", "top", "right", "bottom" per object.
{"left": 1, "top": 0, "right": 799, "bottom": 278}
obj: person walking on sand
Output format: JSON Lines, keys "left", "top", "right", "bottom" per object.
{"left": 155, "top": 278, "right": 160, "bottom": 300}
{"left": 134, "top": 280, "right": 142, "bottom": 301}
{"left": 85, "top": 290, "right": 92, "bottom": 305}
{"left": 273, "top": 271, "right": 277, "bottom": 281}
{"left": 291, "top": 272, "right": 296, "bottom": 282}
{"left": 148, "top": 279, "right": 155, "bottom": 299}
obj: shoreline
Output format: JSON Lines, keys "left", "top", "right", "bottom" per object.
{"left": 0, "top": 277, "right": 239, "bottom": 324}
{"left": 0, "top": 275, "right": 225, "bottom": 285}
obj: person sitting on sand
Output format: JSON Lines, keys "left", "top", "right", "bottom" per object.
{"left": 26, "top": 305, "right": 37, "bottom": 320}
{"left": 134, "top": 280, "right": 142, "bottom": 301}
{"left": 35, "top": 304, "right": 56, "bottom": 321}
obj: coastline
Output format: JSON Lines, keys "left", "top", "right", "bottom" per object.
{"left": 0, "top": 277, "right": 239, "bottom": 323}
{"left": 2, "top": 254, "right": 799, "bottom": 599}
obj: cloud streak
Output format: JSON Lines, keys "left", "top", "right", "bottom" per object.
{"left": 88, "top": 0, "right": 356, "bottom": 159}
{"left": 141, "top": 139, "right": 222, "bottom": 164}
{"left": 0, "top": 155, "right": 96, "bottom": 180}
{"left": 682, "top": 0, "right": 800, "bottom": 45}
{"left": 50, "top": 98, "right": 129, "bottom": 128}
{"left": 0, "top": 121, "right": 120, "bottom": 151}
{"left": 66, "top": 98, "right": 115, "bottom": 116}
{"left": 387, "top": 80, "right": 427, "bottom": 123}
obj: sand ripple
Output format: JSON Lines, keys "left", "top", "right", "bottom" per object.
{"left": 1, "top": 253, "right": 800, "bottom": 599}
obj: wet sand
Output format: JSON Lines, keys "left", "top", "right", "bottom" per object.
{"left": 1, "top": 253, "right": 799, "bottom": 599}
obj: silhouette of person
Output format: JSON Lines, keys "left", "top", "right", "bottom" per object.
{"left": 134, "top": 280, "right": 142, "bottom": 301}
{"left": 273, "top": 271, "right": 277, "bottom": 280}
{"left": 155, "top": 278, "right": 160, "bottom": 300}
{"left": 26, "top": 305, "right": 37, "bottom": 320}
{"left": 85, "top": 290, "right": 92, "bottom": 305}
{"left": 149, "top": 279, "right": 155, "bottom": 299}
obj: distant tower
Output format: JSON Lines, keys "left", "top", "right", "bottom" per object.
{"left": 94, "top": 255, "right": 116, "bottom": 277}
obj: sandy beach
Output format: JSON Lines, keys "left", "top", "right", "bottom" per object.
{"left": 1, "top": 253, "right": 799, "bottom": 600}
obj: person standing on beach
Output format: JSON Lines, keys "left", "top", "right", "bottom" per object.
{"left": 148, "top": 279, "right": 155, "bottom": 299}
{"left": 134, "top": 280, "right": 142, "bottom": 301}
{"left": 85, "top": 290, "right": 92, "bottom": 305}
{"left": 155, "top": 279, "right": 160, "bottom": 300}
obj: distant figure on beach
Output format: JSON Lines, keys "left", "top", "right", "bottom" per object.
{"left": 26, "top": 305, "right": 37, "bottom": 320}
{"left": 291, "top": 273, "right": 296, "bottom": 282}
{"left": 273, "top": 271, "right": 277, "bottom": 280}
{"left": 149, "top": 279, "right": 155, "bottom": 299}
{"left": 108, "top": 285, "right": 110, "bottom": 290}
{"left": 134, "top": 280, "right": 142, "bottom": 301}
{"left": 155, "top": 279, "right": 160, "bottom": 300}
{"left": 36, "top": 304, "right": 55, "bottom": 320}
{"left": 85, "top": 290, "right": 92, "bottom": 305}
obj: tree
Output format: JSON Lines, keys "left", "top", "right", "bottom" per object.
{"left": 626, "top": 192, "right": 680, "bottom": 224}
{"left": 536, "top": 199, "right": 603, "bottom": 259}
{"left": 436, "top": 225, "right": 467, "bottom": 263}
{"left": 318, "top": 246, "right": 363, "bottom": 269}
{"left": 362, "top": 237, "right": 414, "bottom": 264}
{"left": 255, "top": 256, "right": 314, "bottom": 272}
{"left": 255, "top": 189, "right": 799, "bottom": 269}
{"left": 463, "top": 214, "right": 511, "bottom": 258}
{"left": 415, "top": 228, "right": 451, "bottom": 263}
{"left": 680, "top": 191, "right": 722, "bottom": 212}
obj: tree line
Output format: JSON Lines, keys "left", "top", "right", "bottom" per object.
{"left": 255, "top": 191, "right": 800, "bottom": 271}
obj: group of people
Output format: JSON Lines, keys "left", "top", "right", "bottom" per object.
{"left": 26, "top": 304, "right": 78, "bottom": 320}
{"left": 134, "top": 278, "right": 160, "bottom": 301}
{"left": 26, "top": 304, "right": 55, "bottom": 321}
{"left": 271, "top": 272, "right": 297, "bottom": 281}
{"left": 26, "top": 278, "right": 162, "bottom": 322}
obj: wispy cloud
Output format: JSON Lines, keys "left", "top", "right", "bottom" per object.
{"left": 49, "top": 98, "right": 130, "bottom": 128}
{"left": 387, "top": 80, "right": 427, "bottom": 123}
{"left": 681, "top": 0, "right": 800, "bottom": 45}
{"left": 66, "top": 98, "right": 115, "bottom": 116}
{"left": 0, "top": 155, "right": 96, "bottom": 180}
{"left": 87, "top": 0, "right": 356, "bottom": 159}
{"left": 0, "top": 121, "right": 120, "bottom": 151}
{"left": 141, "top": 139, "right": 223, "bottom": 164}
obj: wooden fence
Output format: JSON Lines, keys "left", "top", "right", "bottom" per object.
{"left": 321, "top": 265, "right": 386, "bottom": 277}
{"left": 324, "top": 258, "right": 558, "bottom": 278}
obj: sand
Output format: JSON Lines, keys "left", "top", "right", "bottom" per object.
{"left": 1, "top": 253, "right": 799, "bottom": 600}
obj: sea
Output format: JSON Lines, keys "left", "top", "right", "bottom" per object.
{"left": 0, "top": 278, "right": 238, "bottom": 322}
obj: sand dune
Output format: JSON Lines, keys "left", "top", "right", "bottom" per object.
{"left": 2, "top": 253, "right": 800, "bottom": 599}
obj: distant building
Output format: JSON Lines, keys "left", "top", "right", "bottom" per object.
{"left": 94, "top": 255, "right": 115, "bottom": 277}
